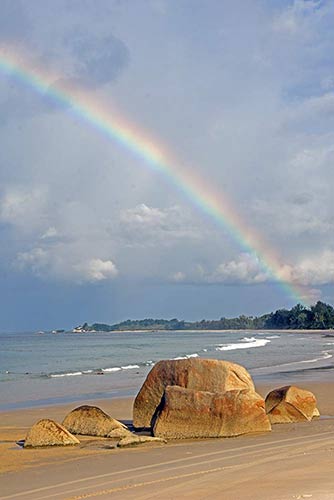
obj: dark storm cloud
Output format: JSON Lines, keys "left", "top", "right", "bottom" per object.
{"left": 62, "top": 31, "right": 130, "bottom": 88}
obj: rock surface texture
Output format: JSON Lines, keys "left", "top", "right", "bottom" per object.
{"left": 107, "top": 427, "right": 133, "bottom": 439}
{"left": 62, "top": 405, "right": 127, "bottom": 437}
{"left": 24, "top": 419, "right": 80, "bottom": 448}
{"left": 133, "top": 358, "right": 255, "bottom": 428}
{"left": 153, "top": 385, "right": 271, "bottom": 439}
{"left": 265, "top": 385, "right": 319, "bottom": 424}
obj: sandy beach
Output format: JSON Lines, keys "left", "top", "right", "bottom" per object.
{"left": 0, "top": 380, "right": 333, "bottom": 500}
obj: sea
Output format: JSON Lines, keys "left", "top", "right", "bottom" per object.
{"left": 1, "top": 329, "right": 333, "bottom": 410}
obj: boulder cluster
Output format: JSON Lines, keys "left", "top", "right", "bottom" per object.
{"left": 22, "top": 358, "right": 320, "bottom": 447}
{"left": 23, "top": 405, "right": 136, "bottom": 448}
{"left": 133, "top": 358, "right": 320, "bottom": 439}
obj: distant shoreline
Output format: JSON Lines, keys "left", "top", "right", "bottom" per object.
{"left": 69, "top": 301, "right": 334, "bottom": 333}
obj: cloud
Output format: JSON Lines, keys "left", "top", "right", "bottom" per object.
{"left": 63, "top": 31, "right": 130, "bottom": 88}
{"left": 173, "top": 250, "right": 334, "bottom": 289}
{"left": 212, "top": 254, "right": 269, "bottom": 284}
{"left": 119, "top": 204, "right": 203, "bottom": 247}
{"left": 0, "top": 186, "right": 48, "bottom": 232}
{"left": 277, "top": 250, "right": 334, "bottom": 286}
{"left": 0, "top": 0, "right": 334, "bottom": 314}
{"left": 16, "top": 247, "right": 49, "bottom": 276}
{"left": 40, "top": 226, "right": 58, "bottom": 239}
{"left": 171, "top": 271, "right": 186, "bottom": 282}
{"left": 272, "top": 0, "right": 323, "bottom": 36}
{"left": 120, "top": 204, "right": 167, "bottom": 225}
{"left": 74, "top": 258, "right": 118, "bottom": 282}
{"left": 165, "top": 255, "right": 269, "bottom": 285}
{"left": 0, "top": 8, "right": 130, "bottom": 122}
{"left": 16, "top": 247, "right": 118, "bottom": 283}
{"left": 252, "top": 196, "right": 333, "bottom": 238}
{"left": 194, "top": 254, "right": 269, "bottom": 285}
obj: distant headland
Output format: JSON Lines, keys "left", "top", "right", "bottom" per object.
{"left": 71, "top": 301, "right": 334, "bottom": 333}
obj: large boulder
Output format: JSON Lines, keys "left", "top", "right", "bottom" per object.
{"left": 62, "top": 405, "right": 128, "bottom": 437}
{"left": 265, "top": 385, "right": 319, "bottom": 424}
{"left": 153, "top": 385, "right": 271, "bottom": 439}
{"left": 133, "top": 358, "right": 255, "bottom": 428}
{"left": 24, "top": 419, "right": 80, "bottom": 448}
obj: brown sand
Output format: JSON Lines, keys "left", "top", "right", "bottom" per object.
{"left": 0, "top": 382, "right": 333, "bottom": 499}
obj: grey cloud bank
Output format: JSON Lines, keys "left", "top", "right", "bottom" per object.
{"left": 0, "top": 0, "right": 333, "bottom": 329}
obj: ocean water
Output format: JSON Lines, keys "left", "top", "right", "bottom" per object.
{"left": 0, "top": 330, "right": 333, "bottom": 410}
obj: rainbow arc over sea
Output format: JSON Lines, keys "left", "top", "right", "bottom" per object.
{"left": 0, "top": 47, "right": 309, "bottom": 304}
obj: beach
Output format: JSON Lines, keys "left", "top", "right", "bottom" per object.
{"left": 1, "top": 330, "right": 333, "bottom": 498}
{"left": 1, "top": 379, "right": 334, "bottom": 500}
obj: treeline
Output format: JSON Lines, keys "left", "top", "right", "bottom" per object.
{"left": 82, "top": 301, "right": 334, "bottom": 332}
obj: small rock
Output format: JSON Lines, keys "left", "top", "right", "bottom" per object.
{"left": 265, "top": 386, "right": 319, "bottom": 424}
{"left": 312, "top": 407, "right": 320, "bottom": 418}
{"left": 24, "top": 419, "right": 80, "bottom": 448}
{"left": 62, "top": 405, "right": 127, "bottom": 437}
{"left": 117, "top": 435, "right": 167, "bottom": 447}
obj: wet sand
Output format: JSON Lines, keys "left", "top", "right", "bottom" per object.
{"left": 0, "top": 381, "right": 334, "bottom": 499}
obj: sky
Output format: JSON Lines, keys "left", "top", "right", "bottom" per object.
{"left": 0, "top": 0, "right": 333, "bottom": 330}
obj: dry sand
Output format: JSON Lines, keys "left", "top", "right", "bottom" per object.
{"left": 0, "top": 381, "right": 333, "bottom": 500}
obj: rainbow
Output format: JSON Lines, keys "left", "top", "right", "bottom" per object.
{"left": 0, "top": 48, "right": 309, "bottom": 304}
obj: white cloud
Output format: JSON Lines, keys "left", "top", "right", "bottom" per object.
{"left": 277, "top": 250, "right": 334, "bottom": 286}
{"left": 119, "top": 204, "right": 203, "bottom": 247}
{"left": 165, "top": 256, "right": 269, "bottom": 286}
{"left": 286, "top": 93, "right": 334, "bottom": 127}
{"left": 272, "top": 0, "right": 322, "bottom": 36}
{"left": 215, "top": 258, "right": 267, "bottom": 284}
{"left": 40, "top": 226, "right": 58, "bottom": 239}
{"left": 120, "top": 204, "right": 167, "bottom": 225}
{"left": 0, "top": 187, "right": 48, "bottom": 232}
{"left": 74, "top": 258, "right": 118, "bottom": 282}
{"left": 210, "top": 254, "right": 269, "bottom": 285}
{"left": 16, "top": 247, "right": 118, "bottom": 283}
{"left": 175, "top": 251, "right": 334, "bottom": 289}
{"left": 252, "top": 196, "right": 333, "bottom": 237}
{"left": 171, "top": 271, "right": 186, "bottom": 282}
{"left": 16, "top": 248, "right": 49, "bottom": 275}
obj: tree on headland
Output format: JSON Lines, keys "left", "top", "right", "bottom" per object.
{"left": 310, "top": 301, "right": 334, "bottom": 329}
{"left": 264, "top": 302, "right": 334, "bottom": 330}
{"left": 78, "top": 301, "right": 334, "bottom": 332}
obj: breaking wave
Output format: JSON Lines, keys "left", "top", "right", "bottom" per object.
{"left": 172, "top": 353, "right": 199, "bottom": 360}
{"left": 50, "top": 372, "right": 83, "bottom": 378}
{"left": 49, "top": 362, "right": 152, "bottom": 378}
{"left": 215, "top": 336, "right": 271, "bottom": 352}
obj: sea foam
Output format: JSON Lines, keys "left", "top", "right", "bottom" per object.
{"left": 50, "top": 371, "right": 83, "bottom": 378}
{"left": 172, "top": 353, "right": 199, "bottom": 360}
{"left": 215, "top": 336, "right": 270, "bottom": 351}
